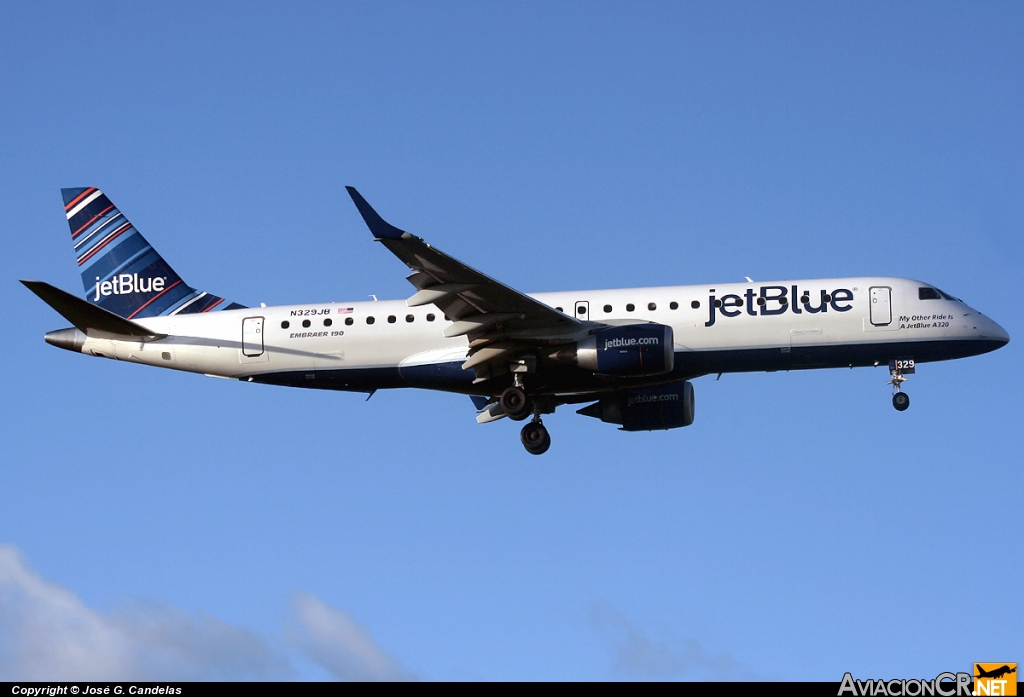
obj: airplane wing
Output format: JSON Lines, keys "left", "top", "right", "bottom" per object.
{"left": 346, "top": 187, "right": 587, "bottom": 382}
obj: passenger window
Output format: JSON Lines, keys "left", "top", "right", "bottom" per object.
{"left": 648, "top": 302, "right": 656, "bottom": 311}
{"left": 626, "top": 303, "right": 635, "bottom": 312}
{"left": 555, "top": 307, "right": 563, "bottom": 312}
{"left": 324, "top": 318, "right": 333, "bottom": 327}
{"left": 577, "top": 306, "right": 586, "bottom": 315}
{"left": 603, "top": 304, "right": 612, "bottom": 313}
{"left": 281, "top": 320, "right": 290, "bottom": 329}
{"left": 756, "top": 297, "right": 766, "bottom": 306}
{"left": 302, "top": 319, "right": 311, "bottom": 328}
{"left": 367, "top": 316, "right": 375, "bottom": 325}
{"left": 388, "top": 315, "right": 396, "bottom": 323}
{"left": 406, "top": 314, "right": 414, "bottom": 322}
{"left": 919, "top": 288, "right": 942, "bottom": 300}
{"left": 427, "top": 313, "right": 435, "bottom": 322}
{"left": 345, "top": 317, "right": 353, "bottom": 326}
{"left": 714, "top": 299, "right": 722, "bottom": 308}
{"left": 691, "top": 301, "right": 700, "bottom": 309}
{"left": 669, "top": 302, "right": 678, "bottom": 310}
{"left": 823, "top": 294, "right": 831, "bottom": 303}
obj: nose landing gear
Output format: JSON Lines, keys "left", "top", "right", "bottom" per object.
{"left": 892, "top": 391, "right": 910, "bottom": 411}
{"left": 888, "top": 358, "right": 914, "bottom": 411}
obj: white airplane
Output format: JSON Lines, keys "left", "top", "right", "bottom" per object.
{"left": 24, "top": 187, "right": 1010, "bottom": 454}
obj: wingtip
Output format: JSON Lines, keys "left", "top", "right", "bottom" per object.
{"left": 345, "top": 187, "right": 406, "bottom": 240}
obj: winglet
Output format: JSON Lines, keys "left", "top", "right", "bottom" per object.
{"left": 345, "top": 187, "right": 407, "bottom": 240}
{"left": 21, "top": 280, "right": 165, "bottom": 340}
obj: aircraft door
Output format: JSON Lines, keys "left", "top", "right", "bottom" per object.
{"left": 869, "top": 287, "right": 892, "bottom": 326}
{"left": 574, "top": 301, "right": 589, "bottom": 321}
{"left": 242, "top": 316, "right": 265, "bottom": 357}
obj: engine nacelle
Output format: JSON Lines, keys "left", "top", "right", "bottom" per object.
{"left": 576, "top": 323, "right": 674, "bottom": 377}
{"left": 577, "top": 381, "right": 695, "bottom": 431}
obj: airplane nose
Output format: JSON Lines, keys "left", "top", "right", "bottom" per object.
{"left": 977, "top": 314, "right": 1010, "bottom": 345}
{"left": 991, "top": 320, "right": 1010, "bottom": 345}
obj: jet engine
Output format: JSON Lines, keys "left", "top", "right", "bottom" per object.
{"left": 575, "top": 324, "right": 674, "bottom": 377}
{"left": 577, "top": 381, "right": 695, "bottom": 431}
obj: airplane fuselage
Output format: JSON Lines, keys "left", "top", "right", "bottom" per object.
{"left": 54, "top": 276, "right": 1007, "bottom": 397}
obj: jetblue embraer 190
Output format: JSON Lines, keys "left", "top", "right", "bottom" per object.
{"left": 24, "top": 187, "right": 1010, "bottom": 454}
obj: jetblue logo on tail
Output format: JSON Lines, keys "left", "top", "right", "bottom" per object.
{"left": 93, "top": 274, "right": 167, "bottom": 300}
{"left": 60, "top": 187, "right": 244, "bottom": 318}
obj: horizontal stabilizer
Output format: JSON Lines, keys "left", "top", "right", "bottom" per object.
{"left": 21, "top": 280, "right": 166, "bottom": 340}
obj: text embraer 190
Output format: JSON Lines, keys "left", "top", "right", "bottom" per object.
{"left": 23, "top": 187, "right": 1009, "bottom": 454}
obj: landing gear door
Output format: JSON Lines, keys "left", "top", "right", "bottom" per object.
{"left": 869, "top": 286, "right": 892, "bottom": 326}
{"left": 241, "top": 316, "right": 267, "bottom": 361}
{"left": 574, "top": 301, "right": 589, "bottom": 322}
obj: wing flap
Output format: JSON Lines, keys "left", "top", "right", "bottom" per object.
{"left": 407, "top": 283, "right": 478, "bottom": 307}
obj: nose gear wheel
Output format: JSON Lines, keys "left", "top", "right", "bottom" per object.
{"left": 887, "top": 360, "right": 912, "bottom": 411}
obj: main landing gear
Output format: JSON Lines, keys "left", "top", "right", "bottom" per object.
{"left": 500, "top": 380, "right": 552, "bottom": 454}
{"left": 500, "top": 385, "right": 532, "bottom": 421}
{"left": 888, "top": 359, "right": 914, "bottom": 412}
{"left": 520, "top": 419, "right": 551, "bottom": 455}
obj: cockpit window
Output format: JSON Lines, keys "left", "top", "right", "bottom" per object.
{"left": 920, "top": 287, "right": 961, "bottom": 302}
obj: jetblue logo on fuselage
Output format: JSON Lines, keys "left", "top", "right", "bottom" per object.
{"left": 93, "top": 274, "right": 166, "bottom": 300}
{"left": 705, "top": 286, "right": 854, "bottom": 327}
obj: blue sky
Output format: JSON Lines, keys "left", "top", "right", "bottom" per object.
{"left": 1, "top": 1, "right": 1021, "bottom": 681}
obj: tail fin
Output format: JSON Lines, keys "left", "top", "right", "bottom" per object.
{"left": 62, "top": 187, "right": 245, "bottom": 319}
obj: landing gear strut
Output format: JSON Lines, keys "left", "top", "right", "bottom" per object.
{"left": 888, "top": 359, "right": 913, "bottom": 411}
{"left": 520, "top": 418, "right": 551, "bottom": 455}
{"left": 500, "top": 375, "right": 551, "bottom": 454}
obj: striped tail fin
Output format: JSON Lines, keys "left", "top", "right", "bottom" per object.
{"left": 62, "top": 187, "right": 245, "bottom": 319}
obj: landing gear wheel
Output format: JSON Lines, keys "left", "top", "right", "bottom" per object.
{"left": 892, "top": 392, "right": 910, "bottom": 411}
{"left": 520, "top": 420, "right": 551, "bottom": 455}
{"left": 501, "top": 386, "right": 532, "bottom": 421}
